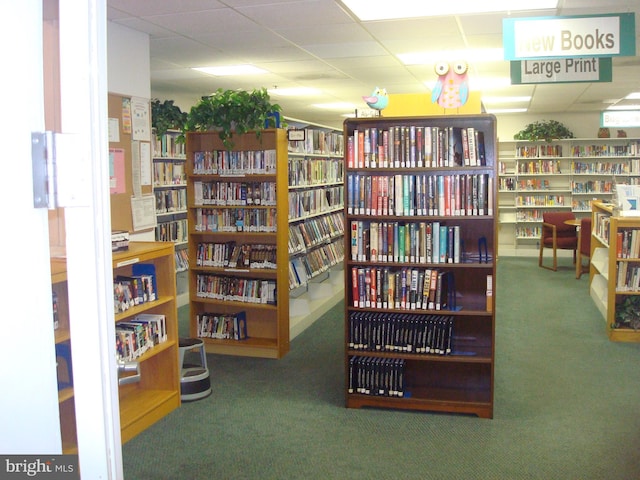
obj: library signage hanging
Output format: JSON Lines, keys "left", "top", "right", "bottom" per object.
{"left": 503, "top": 13, "right": 636, "bottom": 60}
{"left": 510, "top": 57, "right": 612, "bottom": 84}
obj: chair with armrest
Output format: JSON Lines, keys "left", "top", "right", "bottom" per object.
{"left": 576, "top": 217, "right": 592, "bottom": 279}
{"left": 538, "top": 211, "right": 578, "bottom": 271}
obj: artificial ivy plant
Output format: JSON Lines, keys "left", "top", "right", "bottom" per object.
{"left": 614, "top": 296, "right": 640, "bottom": 330}
{"left": 183, "top": 88, "right": 282, "bottom": 149}
{"left": 151, "top": 99, "right": 187, "bottom": 138}
{"left": 513, "top": 120, "right": 574, "bottom": 142}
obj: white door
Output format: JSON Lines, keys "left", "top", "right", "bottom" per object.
{"left": 0, "top": 1, "right": 122, "bottom": 478}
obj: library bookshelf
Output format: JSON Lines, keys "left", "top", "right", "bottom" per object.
{"left": 287, "top": 119, "right": 345, "bottom": 337}
{"left": 590, "top": 201, "right": 640, "bottom": 342}
{"left": 343, "top": 114, "right": 497, "bottom": 418}
{"left": 113, "top": 242, "right": 181, "bottom": 442}
{"left": 152, "top": 129, "right": 189, "bottom": 305}
{"left": 186, "top": 129, "right": 290, "bottom": 359}
{"left": 498, "top": 137, "right": 640, "bottom": 254}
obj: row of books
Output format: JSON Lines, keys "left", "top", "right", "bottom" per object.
{"left": 155, "top": 218, "right": 187, "bottom": 243}
{"left": 153, "top": 132, "right": 186, "bottom": 159}
{"left": 347, "top": 173, "right": 493, "bottom": 217}
{"left": 193, "top": 150, "right": 277, "bottom": 175}
{"left": 196, "top": 242, "right": 276, "bottom": 269}
{"left": 517, "top": 159, "right": 562, "bottom": 174}
{"left": 351, "top": 220, "right": 474, "bottom": 265}
{"left": 289, "top": 238, "right": 344, "bottom": 289}
{"left": 594, "top": 212, "right": 611, "bottom": 243}
{"left": 289, "top": 212, "right": 345, "bottom": 254}
{"left": 347, "top": 357, "right": 405, "bottom": 397}
{"left": 155, "top": 188, "right": 187, "bottom": 214}
{"left": 195, "top": 274, "right": 276, "bottom": 305}
{"left": 52, "top": 291, "right": 59, "bottom": 330}
{"left": 193, "top": 180, "right": 276, "bottom": 207}
{"left": 288, "top": 186, "right": 343, "bottom": 220}
{"left": 571, "top": 143, "right": 635, "bottom": 157}
{"left": 175, "top": 248, "right": 188, "bottom": 271}
{"left": 516, "top": 226, "right": 542, "bottom": 238}
{"left": 572, "top": 180, "right": 614, "bottom": 194}
{"left": 616, "top": 262, "right": 640, "bottom": 292}
{"left": 116, "top": 313, "right": 168, "bottom": 362}
{"left": 348, "top": 312, "right": 454, "bottom": 355}
{"left": 196, "top": 311, "right": 248, "bottom": 341}
{"left": 515, "top": 195, "right": 566, "bottom": 207}
{"left": 288, "top": 156, "right": 343, "bottom": 187}
{"left": 194, "top": 207, "right": 277, "bottom": 233}
{"left": 347, "top": 125, "right": 487, "bottom": 169}
{"left": 515, "top": 144, "right": 563, "bottom": 158}
{"left": 351, "top": 266, "right": 455, "bottom": 311}
{"left": 616, "top": 228, "right": 640, "bottom": 259}
{"left": 571, "top": 161, "right": 627, "bottom": 175}
{"left": 153, "top": 160, "right": 185, "bottom": 186}
{"left": 287, "top": 128, "right": 344, "bottom": 156}
{"left": 114, "top": 268, "right": 157, "bottom": 314}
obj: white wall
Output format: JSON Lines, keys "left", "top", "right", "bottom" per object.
{"left": 107, "top": 22, "right": 150, "bottom": 99}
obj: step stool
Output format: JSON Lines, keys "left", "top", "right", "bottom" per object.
{"left": 179, "top": 338, "right": 212, "bottom": 401}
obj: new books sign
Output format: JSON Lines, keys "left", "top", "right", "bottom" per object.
{"left": 503, "top": 13, "right": 635, "bottom": 60}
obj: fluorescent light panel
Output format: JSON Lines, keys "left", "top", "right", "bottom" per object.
{"left": 193, "top": 65, "right": 267, "bottom": 76}
{"left": 482, "top": 96, "right": 531, "bottom": 104}
{"left": 400, "top": 48, "right": 504, "bottom": 65}
{"left": 342, "top": 0, "right": 558, "bottom": 21}
{"left": 268, "top": 87, "right": 321, "bottom": 96}
{"left": 625, "top": 92, "right": 640, "bottom": 100}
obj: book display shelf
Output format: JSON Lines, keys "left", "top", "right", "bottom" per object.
{"left": 286, "top": 118, "right": 345, "bottom": 338}
{"left": 343, "top": 114, "right": 497, "bottom": 418}
{"left": 53, "top": 242, "right": 181, "bottom": 451}
{"left": 113, "top": 242, "right": 181, "bottom": 442}
{"left": 498, "top": 138, "right": 640, "bottom": 254}
{"left": 152, "top": 130, "right": 189, "bottom": 305}
{"left": 590, "top": 201, "right": 640, "bottom": 342}
{"left": 186, "top": 129, "right": 290, "bottom": 359}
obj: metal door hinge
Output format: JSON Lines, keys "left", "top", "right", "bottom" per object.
{"left": 31, "top": 131, "right": 89, "bottom": 208}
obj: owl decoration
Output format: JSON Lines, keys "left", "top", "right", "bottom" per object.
{"left": 431, "top": 60, "right": 469, "bottom": 109}
{"left": 363, "top": 87, "right": 389, "bottom": 111}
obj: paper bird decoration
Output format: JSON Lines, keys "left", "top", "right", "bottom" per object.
{"left": 363, "top": 87, "right": 389, "bottom": 111}
{"left": 431, "top": 61, "right": 469, "bottom": 109}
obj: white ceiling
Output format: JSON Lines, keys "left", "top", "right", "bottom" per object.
{"left": 107, "top": 0, "right": 640, "bottom": 129}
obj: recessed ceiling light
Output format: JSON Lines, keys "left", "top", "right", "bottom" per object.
{"left": 341, "top": 0, "right": 558, "bottom": 21}
{"left": 482, "top": 96, "right": 531, "bottom": 104}
{"left": 400, "top": 48, "right": 504, "bottom": 65}
{"left": 625, "top": 92, "right": 640, "bottom": 100}
{"left": 268, "top": 87, "right": 321, "bottom": 96}
{"left": 193, "top": 65, "right": 267, "bottom": 76}
{"left": 311, "top": 102, "right": 357, "bottom": 110}
{"left": 607, "top": 104, "right": 640, "bottom": 111}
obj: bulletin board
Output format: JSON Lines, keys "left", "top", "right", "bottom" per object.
{"left": 108, "top": 93, "right": 154, "bottom": 233}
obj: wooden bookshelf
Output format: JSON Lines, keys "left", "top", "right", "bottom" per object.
{"left": 590, "top": 201, "right": 640, "bottom": 342}
{"left": 112, "top": 241, "right": 181, "bottom": 442}
{"left": 343, "top": 115, "right": 497, "bottom": 418}
{"left": 186, "top": 129, "right": 290, "bottom": 359}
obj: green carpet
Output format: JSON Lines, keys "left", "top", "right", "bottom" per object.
{"left": 123, "top": 256, "right": 640, "bottom": 479}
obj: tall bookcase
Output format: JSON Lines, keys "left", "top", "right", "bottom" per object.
{"left": 498, "top": 138, "right": 640, "bottom": 254}
{"left": 343, "top": 115, "right": 497, "bottom": 418}
{"left": 590, "top": 201, "right": 640, "bottom": 342}
{"left": 186, "top": 129, "right": 290, "bottom": 359}
{"left": 152, "top": 130, "right": 189, "bottom": 305}
{"left": 113, "top": 242, "right": 181, "bottom": 442}
{"left": 287, "top": 119, "right": 345, "bottom": 338}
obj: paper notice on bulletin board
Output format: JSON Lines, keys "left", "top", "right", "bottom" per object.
{"left": 109, "top": 148, "right": 126, "bottom": 194}
{"left": 131, "top": 97, "right": 150, "bottom": 141}
{"left": 131, "top": 195, "right": 157, "bottom": 231}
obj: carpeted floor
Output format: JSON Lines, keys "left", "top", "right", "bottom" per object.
{"left": 122, "top": 256, "right": 640, "bottom": 479}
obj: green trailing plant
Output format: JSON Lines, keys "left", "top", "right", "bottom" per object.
{"left": 151, "top": 99, "right": 187, "bottom": 138}
{"left": 183, "top": 88, "right": 283, "bottom": 149}
{"left": 614, "top": 296, "right": 640, "bottom": 330}
{"left": 513, "top": 120, "right": 574, "bottom": 142}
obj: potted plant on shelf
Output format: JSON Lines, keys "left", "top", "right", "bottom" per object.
{"left": 183, "top": 87, "right": 283, "bottom": 149}
{"left": 614, "top": 296, "right": 640, "bottom": 331}
{"left": 513, "top": 120, "right": 574, "bottom": 142}
{"left": 151, "top": 99, "right": 188, "bottom": 138}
